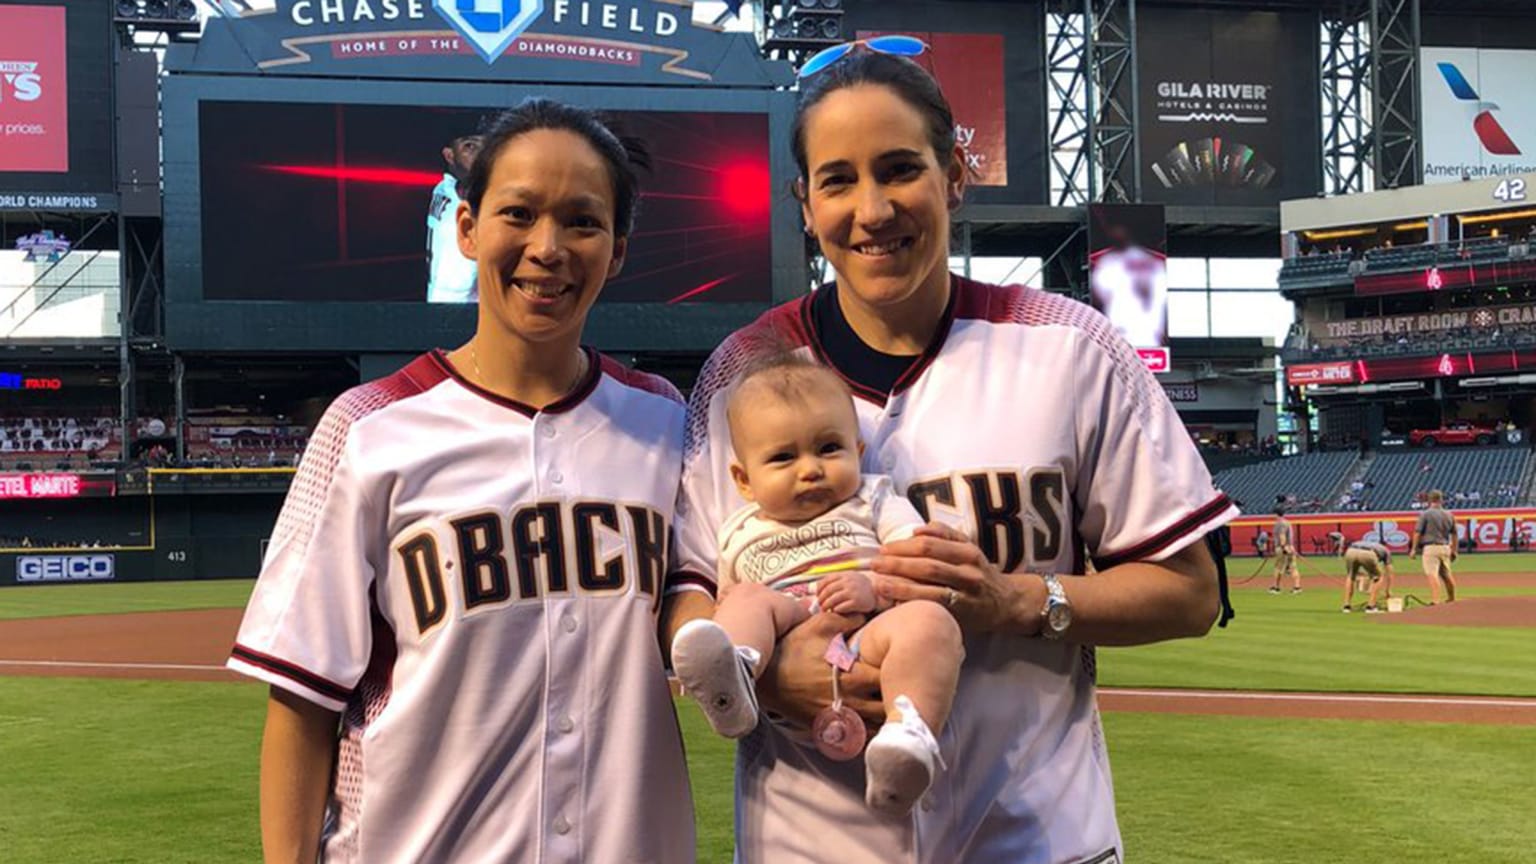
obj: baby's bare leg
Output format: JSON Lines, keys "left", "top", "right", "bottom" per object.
{"left": 714, "top": 582, "right": 811, "bottom": 676}
{"left": 854, "top": 600, "right": 963, "bottom": 731}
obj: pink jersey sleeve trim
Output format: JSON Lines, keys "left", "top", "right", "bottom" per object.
{"left": 1092, "top": 493, "right": 1235, "bottom": 569}
{"left": 230, "top": 642, "right": 352, "bottom": 704}
{"left": 597, "top": 354, "right": 684, "bottom": 404}
{"left": 664, "top": 569, "right": 718, "bottom": 599}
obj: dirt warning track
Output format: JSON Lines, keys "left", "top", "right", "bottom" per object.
{"left": 3, "top": 608, "right": 1535, "bottom": 724}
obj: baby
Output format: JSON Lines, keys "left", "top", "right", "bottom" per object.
{"left": 671, "top": 356, "right": 964, "bottom": 815}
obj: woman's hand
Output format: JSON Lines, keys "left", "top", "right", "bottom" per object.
{"left": 872, "top": 523, "right": 1036, "bottom": 634}
{"left": 755, "top": 611, "right": 883, "bottom": 727}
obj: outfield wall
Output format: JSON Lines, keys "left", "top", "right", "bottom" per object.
{"left": 1229, "top": 508, "right": 1536, "bottom": 557}
{"left": 0, "top": 493, "right": 282, "bottom": 586}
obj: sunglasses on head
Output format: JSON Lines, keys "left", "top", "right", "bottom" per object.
{"left": 797, "top": 35, "right": 929, "bottom": 79}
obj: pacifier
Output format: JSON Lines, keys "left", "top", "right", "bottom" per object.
{"left": 811, "top": 699, "right": 867, "bottom": 761}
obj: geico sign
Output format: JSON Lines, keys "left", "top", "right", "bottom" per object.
{"left": 16, "top": 554, "right": 115, "bottom": 582}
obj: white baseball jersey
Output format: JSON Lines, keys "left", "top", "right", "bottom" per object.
{"left": 426, "top": 174, "right": 478, "bottom": 304}
{"left": 672, "top": 276, "right": 1236, "bottom": 864}
{"left": 1089, "top": 245, "right": 1168, "bottom": 348}
{"left": 717, "top": 474, "right": 923, "bottom": 597}
{"left": 229, "top": 349, "right": 695, "bottom": 864}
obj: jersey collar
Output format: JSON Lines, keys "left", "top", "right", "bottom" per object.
{"left": 430, "top": 346, "right": 602, "bottom": 418}
{"left": 798, "top": 275, "right": 962, "bottom": 408}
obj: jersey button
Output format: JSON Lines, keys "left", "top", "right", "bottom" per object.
{"left": 556, "top": 715, "right": 574, "bottom": 734}
{"left": 542, "top": 424, "right": 557, "bottom": 439}
{"left": 549, "top": 469, "right": 564, "bottom": 484}
{"left": 562, "top": 615, "right": 578, "bottom": 633}
{"left": 553, "top": 816, "right": 571, "bottom": 835}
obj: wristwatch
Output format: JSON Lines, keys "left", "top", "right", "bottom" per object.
{"left": 1038, "top": 572, "right": 1072, "bottom": 639}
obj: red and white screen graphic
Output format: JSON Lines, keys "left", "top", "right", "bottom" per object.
{"left": 859, "top": 30, "right": 1008, "bottom": 186}
{"left": 0, "top": 5, "right": 68, "bottom": 173}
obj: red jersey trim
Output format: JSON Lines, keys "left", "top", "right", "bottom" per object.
{"left": 429, "top": 347, "right": 601, "bottom": 418}
{"left": 390, "top": 352, "right": 451, "bottom": 396}
{"left": 230, "top": 643, "right": 352, "bottom": 703}
{"left": 597, "top": 354, "right": 684, "bottom": 404}
{"left": 797, "top": 279, "right": 964, "bottom": 407}
{"left": 1093, "top": 493, "right": 1234, "bottom": 569}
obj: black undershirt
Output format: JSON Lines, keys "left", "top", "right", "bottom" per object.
{"left": 808, "top": 285, "right": 922, "bottom": 396}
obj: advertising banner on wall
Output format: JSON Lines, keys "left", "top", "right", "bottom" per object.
{"left": 1228, "top": 509, "right": 1534, "bottom": 557}
{"left": 1137, "top": 8, "right": 1320, "bottom": 206}
{"left": 857, "top": 30, "right": 1006, "bottom": 186}
{"left": 1285, "top": 361, "right": 1356, "bottom": 386}
{"left": 175, "top": 0, "right": 789, "bottom": 87}
{"left": 1088, "top": 204, "right": 1168, "bottom": 373}
{"left": 1420, "top": 47, "right": 1536, "bottom": 184}
{"left": 0, "top": 0, "right": 113, "bottom": 198}
{"left": 0, "top": 5, "right": 67, "bottom": 173}
{"left": 1317, "top": 302, "right": 1536, "bottom": 343}
{"left": 842, "top": 0, "right": 1044, "bottom": 205}
{"left": 0, "top": 473, "right": 117, "bottom": 499}
{"left": 15, "top": 553, "right": 115, "bottom": 581}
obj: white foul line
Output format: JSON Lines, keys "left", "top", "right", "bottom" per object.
{"left": 0, "top": 660, "right": 228, "bottom": 672}
{"left": 1101, "top": 687, "right": 1536, "bottom": 709}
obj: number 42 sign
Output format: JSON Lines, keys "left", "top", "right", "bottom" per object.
{"left": 1493, "top": 177, "right": 1527, "bottom": 203}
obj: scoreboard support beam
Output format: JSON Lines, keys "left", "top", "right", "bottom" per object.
{"left": 1322, "top": 0, "right": 1422, "bottom": 195}
{"left": 1046, "top": 0, "right": 1142, "bottom": 206}
{"left": 1371, "top": 0, "right": 1422, "bottom": 190}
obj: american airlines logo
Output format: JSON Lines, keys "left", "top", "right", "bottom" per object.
{"left": 1436, "top": 62, "right": 1522, "bottom": 156}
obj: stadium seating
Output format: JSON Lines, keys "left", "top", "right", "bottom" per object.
{"left": 0, "top": 416, "right": 120, "bottom": 469}
{"left": 183, "top": 417, "right": 308, "bottom": 468}
{"left": 1283, "top": 319, "right": 1536, "bottom": 363}
{"left": 1211, "top": 451, "right": 1358, "bottom": 514}
{"left": 1355, "top": 448, "right": 1531, "bottom": 511}
{"left": 1277, "top": 251, "right": 1351, "bottom": 289}
{"left": 0, "top": 415, "right": 309, "bottom": 470}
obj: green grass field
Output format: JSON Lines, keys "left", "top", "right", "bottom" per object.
{"left": 1, "top": 557, "right": 1533, "bottom": 862}
{"left": 0, "top": 579, "right": 255, "bottom": 620}
{"left": 1100, "top": 588, "right": 1536, "bottom": 697}
{"left": 2, "top": 679, "right": 1532, "bottom": 863}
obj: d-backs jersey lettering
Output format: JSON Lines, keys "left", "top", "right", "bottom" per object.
{"left": 228, "top": 350, "right": 694, "bottom": 864}
{"left": 671, "top": 277, "right": 1236, "bottom": 864}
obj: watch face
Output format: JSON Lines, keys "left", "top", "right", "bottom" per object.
{"left": 1047, "top": 603, "right": 1072, "bottom": 633}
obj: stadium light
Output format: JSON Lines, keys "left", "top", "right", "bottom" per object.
{"left": 1302, "top": 227, "right": 1374, "bottom": 241}
{"left": 114, "top": 0, "right": 200, "bottom": 34}
{"left": 1458, "top": 207, "right": 1536, "bottom": 226}
{"left": 763, "top": 0, "right": 843, "bottom": 53}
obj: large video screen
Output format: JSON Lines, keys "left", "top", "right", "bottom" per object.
{"left": 0, "top": 0, "right": 113, "bottom": 195}
{"left": 198, "top": 101, "right": 772, "bottom": 305}
{"left": 1088, "top": 204, "right": 1169, "bottom": 373}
